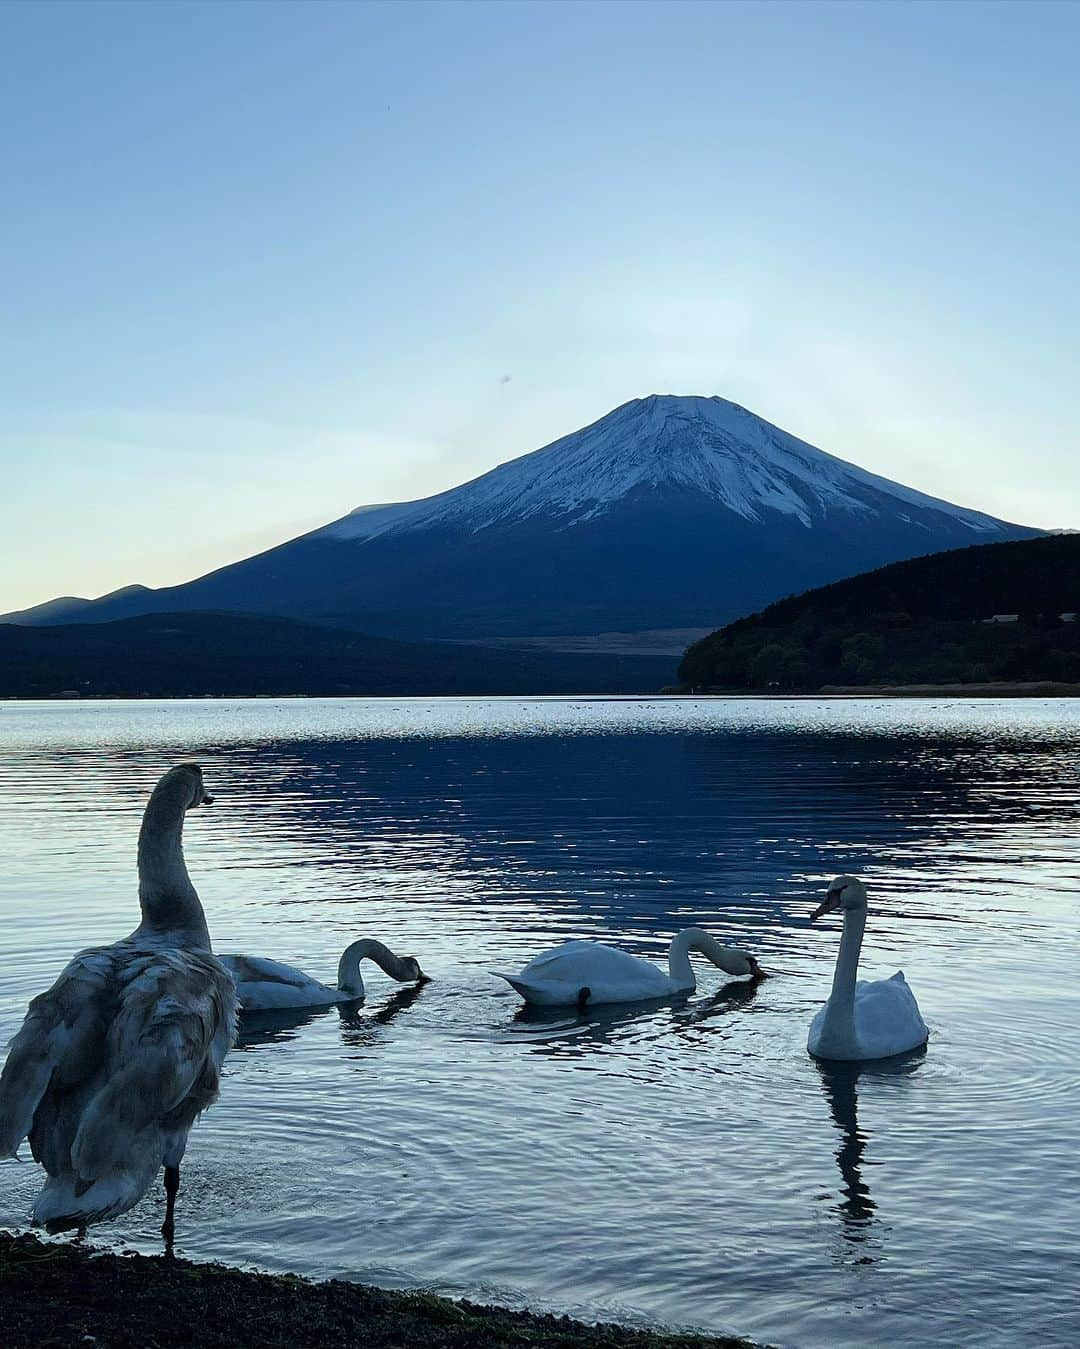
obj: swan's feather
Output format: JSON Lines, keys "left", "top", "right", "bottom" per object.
{"left": 497, "top": 940, "right": 675, "bottom": 1006}
{"left": 218, "top": 954, "right": 313, "bottom": 989}
{"left": 219, "top": 954, "right": 338, "bottom": 1011}
{"left": 0, "top": 941, "right": 236, "bottom": 1231}
{"left": 808, "top": 973, "right": 929, "bottom": 1062}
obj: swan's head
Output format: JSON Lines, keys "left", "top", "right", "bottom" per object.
{"left": 153, "top": 762, "right": 214, "bottom": 810}
{"left": 710, "top": 946, "right": 767, "bottom": 979}
{"left": 811, "top": 875, "right": 867, "bottom": 921}
{"left": 727, "top": 950, "right": 767, "bottom": 979}
{"left": 177, "top": 762, "right": 214, "bottom": 808}
{"left": 401, "top": 955, "right": 427, "bottom": 983}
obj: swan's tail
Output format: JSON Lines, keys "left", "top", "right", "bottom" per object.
{"left": 32, "top": 1149, "right": 160, "bottom": 1232}
{"left": 492, "top": 972, "right": 544, "bottom": 1003}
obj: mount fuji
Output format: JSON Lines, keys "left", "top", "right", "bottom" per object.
{"left": 8, "top": 395, "right": 1038, "bottom": 639}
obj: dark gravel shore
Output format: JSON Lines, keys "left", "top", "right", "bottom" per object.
{"left": 0, "top": 1231, "right": 757, "bottom": 1349}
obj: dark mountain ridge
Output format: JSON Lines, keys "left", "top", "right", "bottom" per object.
{"left": 0, "top": 612, "right": 673, "bottom": 699}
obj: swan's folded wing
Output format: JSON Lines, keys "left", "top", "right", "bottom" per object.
{"left": 218, "top": 954, "right": 310, "bottom": 988}
{"left": 519, "top": 941, "right": 644, "bottom": 983}
{"left": 855, "top": 975, "right": 929, "bottom": 1056}
{"left": 0, "top": 947, "right": 117, "bottom": 1159}
{"left": 68, "top": 949, "right": 236, "bottom": 1186}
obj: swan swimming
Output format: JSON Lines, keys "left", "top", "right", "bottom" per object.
{"left": 495, "top": 928, "right": 764, "bottom": 1007}
{"left": 0, "top": 764, "right": 236, "bottom": 1242}
{"left": 220, "top": 940, "right": 426, "bottom": 1012}
{"left": 807, "top": 875, "right": 928, "bottom": 1062}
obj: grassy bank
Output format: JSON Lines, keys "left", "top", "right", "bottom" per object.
{"left": 0, "top": 1231, "right": 757, "bottom": 1349}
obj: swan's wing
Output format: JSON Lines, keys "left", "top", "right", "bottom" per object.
{"left": 0, "top": 946, "right": 117, "bottom": 1159}
{"left": 500, "top": 941, "right": 672, "bottom": 1004}
{"left": 519, "top": 941, "right": 652, "bottom": 984}
{"left": 30, "top": 947, "right": 236, "bottom": 1232}
{"left": 69, "top": 949, "right": 236, "bottom": 1178}
{"left": 853, "top": 973, "right": 929, "bottom": 1058}
{"left": 218, "top": 954, "right": 310, "bottom": 989}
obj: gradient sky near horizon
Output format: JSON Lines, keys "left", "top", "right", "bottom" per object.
{"left": 2, "top": 0, "right": 1078, "bottom": 612}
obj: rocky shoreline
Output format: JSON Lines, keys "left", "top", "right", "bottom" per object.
{"left": 0, "top": 1231, "right": 757, "bottom": 1349}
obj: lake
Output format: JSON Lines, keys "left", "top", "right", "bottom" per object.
{"left": 1, "top": 697, "right": 1079, "bottom": 1348}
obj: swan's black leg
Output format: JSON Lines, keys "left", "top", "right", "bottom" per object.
{"left": 162, "top": 1165, "right": 180, "bottom": 1252}
{"left": 577, "top": 986, "right": 591, "bottom": 1013}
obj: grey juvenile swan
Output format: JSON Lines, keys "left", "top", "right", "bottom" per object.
{"left": 0, "top": 764, "right": 236, "bottom": 1242}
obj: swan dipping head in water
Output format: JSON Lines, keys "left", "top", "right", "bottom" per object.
{"left": 495, "top": 928, "right": 765, "bottom": 1008}
{"left": 808, "top": 875, "right": 929, "bottom": 1062}
{"left": 221, "top": 939, "right": 427, "bottom": 1012}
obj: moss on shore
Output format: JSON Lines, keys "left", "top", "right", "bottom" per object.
{"left": 0, "top": 1231, "right": 757, "bottom": 1349}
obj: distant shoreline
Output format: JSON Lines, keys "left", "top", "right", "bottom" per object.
{"left": 0, "top": 1231, "right": 756, "bottom": 1349}
{"left": 684, "top": 680, "right": 1080, "bottom": 699}
{"left": 3, "top": 681, "right": 1080, "bottom": 703}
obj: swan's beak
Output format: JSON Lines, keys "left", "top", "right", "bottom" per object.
{"left": 748, "top": 957, "right": 767, "bottom": 980}
{"left": 811, "top": 892, "right": 842, "bottom": 921}
{"left": 201, "top": 793, "right": 214, "bottom": 805}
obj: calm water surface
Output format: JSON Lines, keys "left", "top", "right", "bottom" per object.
{"left": 1, "top": 697, "right": 1079, "bottom": 1347}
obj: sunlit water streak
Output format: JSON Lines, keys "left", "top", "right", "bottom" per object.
{"left": 1, "top": 697, "right": 1079, "bottom": 1347}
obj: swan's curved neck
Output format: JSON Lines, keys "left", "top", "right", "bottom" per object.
{"left": 336, "top": 939, "right": 414, "bottom": 997}
{"left": 819, "top": 906, "right": 866, "bottom": 1054}
{"left": 666, "top": 928, "right": 738, "bottom": 990}
{"left": 136, "top": 784, "right": 209, "bottom": 947}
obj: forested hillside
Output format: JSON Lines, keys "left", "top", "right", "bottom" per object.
{"left": 680, "top": 535, "right": 1080, "bottom": 690}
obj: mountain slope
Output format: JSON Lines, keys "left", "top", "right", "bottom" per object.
{"left": 0, "top": 612, "right": 674, "bottom": 698}
{"left": 324, "top": 394, "right": 1011, "bottom": 539}
{"left": 6, "top": 396, "right": 1039, "bottom": 638}
{"left": 679, "top": 534, "right": 1080, "bottom": 690}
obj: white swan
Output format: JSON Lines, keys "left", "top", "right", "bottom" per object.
{"left": 494, "top": 929, "right": 764, "bottom": 1007}
{"left": 219, "top": 940, "right": 425, "bottom": 1012}
{"left": 808, "top": 875, "right": 928, "bottom": 1062}
{"left": 0, "top": 764, "right": 236, "bottom": 1242}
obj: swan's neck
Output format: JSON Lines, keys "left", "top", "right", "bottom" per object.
{"left": 667, "top": 928, "right": 745, "bottom": 989}
{"left": 135, "top": 786, "right": 210, "bottom": 948}
{"left": 819, "top": 906, "right": 866, "bottom": 1053}
{"left": 664, "top": 929, "right": 705, "bottom": 990}
{"left": 336, "top": 939, "right": 414, "bottom": 997}
{"left": 666, "top": 931, "right": 698, "bottom": 990}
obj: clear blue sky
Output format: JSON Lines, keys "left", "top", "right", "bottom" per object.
{"left": 2, "top": 0, "right": 1077, "bottom": 612}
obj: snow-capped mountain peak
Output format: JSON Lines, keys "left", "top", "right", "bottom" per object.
{"left": 324, "top": 395, "right": 1004, "bottom": 542}
{"left": 3, "top": 393, "right": 1036, "bottom": 640}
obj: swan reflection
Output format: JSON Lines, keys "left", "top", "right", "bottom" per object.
{"left": 816, "top": 1047, "right": 926, "bottom": 1252}
{"left": 234, "top": 982, "right": 428, "bottom": 1051}
{"left": 508, "top": 976, "right": 763, "bottom": 1059}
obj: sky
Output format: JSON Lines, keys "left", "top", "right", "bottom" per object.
{"left": 2, "top": 0, "right": 1078, "bottom": 613}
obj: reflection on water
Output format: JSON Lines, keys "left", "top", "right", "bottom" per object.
{"left": 1, "top": 696, "right": 1079, "bottom": 1348}
{"left": 816, "top": 1049, "right": 927, "bottom": 1256}
{"left": 507, "top": 978, "right": 764, "bottom": 1061}
{"left": 234, "top": 982, "right": 430, "bottom": 1052}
